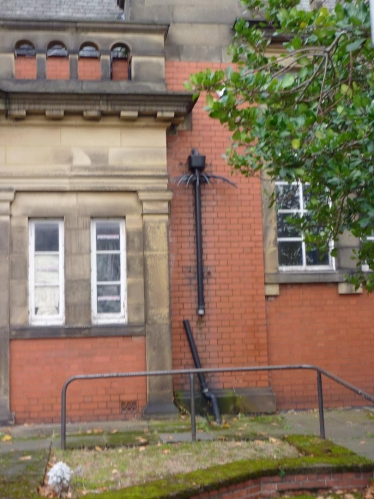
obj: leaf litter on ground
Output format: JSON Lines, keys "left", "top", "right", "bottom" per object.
{"left": 55, "top": 438, "right": 299, "bottom": 496}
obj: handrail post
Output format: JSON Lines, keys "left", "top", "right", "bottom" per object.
{"left": 61, "top": 383, "right": 67, "bottom": 450}
{"left": 190, "top": 372, "right": 196, "bottom": 442}
{"left": 317, "top": 371, "right": 326, "bottom": 439}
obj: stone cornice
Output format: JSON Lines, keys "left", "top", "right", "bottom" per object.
{"left": 0, "top": 18, "right": 170, "bottom": 37}
{"left": 0, "top": 81, "right": 196, "bottom": 123}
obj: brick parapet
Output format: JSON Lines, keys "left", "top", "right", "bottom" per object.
{"left": 189, "top": 471, "right": 374, "bottom": 499}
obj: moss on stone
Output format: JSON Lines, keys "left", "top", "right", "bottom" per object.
{"left": 80, "top": 435, "right": 374, "bottom": 499}
{"left": 0, "top": 449, "right": 49, "bottom": 499}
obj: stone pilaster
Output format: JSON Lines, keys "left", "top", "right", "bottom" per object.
{"left": 138, "top": 191, "right": 178, "bottom": 417}
{"left": 0, "top": 190, "right": 15, "bottom": 425}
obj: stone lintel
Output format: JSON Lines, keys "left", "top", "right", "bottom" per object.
{"left": 0, "top": 177, "right": 169, "bottom": 193}
{"left": 138, "top": 191, "right": 173, "bottom": 215}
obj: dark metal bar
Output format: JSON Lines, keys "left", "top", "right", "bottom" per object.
{"left": 194, "top": 169, "right": 205, "bottom": 316}
{"left": 61, "top": 364, "right": 374, "bottom": 450}
{"left": 61, "top": 382, "right": 67, "bottom": 451}
{"left": 183, "top": 319, "right": 221, "bottom": 424}
{"left": 190, "top": 373, "right": 196, "bottom": 442}
{"left": 317, "top": 372, "right": 326, "bottom": 439}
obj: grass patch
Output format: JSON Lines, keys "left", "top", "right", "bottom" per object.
{"left": 55, "top": 435, "right": 374, "bottom": 498}
{"left": 0, "top": 449, "right": 49, "bottom": 499}
{"left": 56, "top": 437, "right": 298, "bottom": 496}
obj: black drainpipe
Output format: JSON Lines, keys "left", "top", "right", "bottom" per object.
{"left": 193, "top": 167, "right": 205, "bottom": 316}
{"left": 183, "top": 319, "right": 221, "bottom": 424}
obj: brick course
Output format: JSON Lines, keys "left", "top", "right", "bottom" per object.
{"left": 166, "top": 61, "right": 270, "bottom": 392}
{"left": 10, "top": 337, "right": 146, "bottom": 423}
{"left": 46, "top": 57, "right": 70, "bottom": 80}
{"left": 14, "top": 57, "right": 37, "bottom": 79}
{"left": 78, "top": 58, "right": 101, "bottom": 81}
{"left": 189, "top": 471, "right": 373, "bottom": 499}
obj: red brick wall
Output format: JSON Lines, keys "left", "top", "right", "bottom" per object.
{"left": 14, "top": 57, "right": 37, "bottom": 79}
{"left": 78, "top": 58, "right": 101, "bottom": 80}
{"left": 266, "top": 284, "right": 374, "bottom": 409}
{"left": 10, "top": 337, "right": 146, "bottom": 423}
{"left": 166, "top": 61, "right": 374, "bottom": 409}
{"left": 190, "top": 471, "right": 373, "bottom": 499}
{"left": 112, "top": 59, "right": 129, "bottom": 80}
{"left": 46, "top": 57, "right": 70, "bottom": 80}
{"left": 166, "top": 61, "right": 270, "bottom": 392}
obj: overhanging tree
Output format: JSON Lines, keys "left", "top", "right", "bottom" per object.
{"left": 186, "top": 0, "right": 374, "bottom": 290}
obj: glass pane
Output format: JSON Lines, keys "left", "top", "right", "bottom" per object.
{"left": 278, "top": 241, "right": 303, "bottom": 266}
{"left": 96, "top": 222, "right": 120, "bottom": 251}
{"left": 35, "top": 223, "right": 59, "bottom": 251}
{"left": 97, "top": 285, "right": 121, "bottom": 313}
{"left": 34, "top": 286, "right": 59, "bottom": 315}
{"left": 97, "top": 254, "right": 120, "bottom": 282}
{"left": 276, "top": 214, "right": 301, "bottom": 238}
{"left": 35, "top": 255, "right": 59, "bottom": 284}
{"left": 275, "top": 184, "right": 300, "bottom": 210}
{"left": 306, "top": 248, "right": 329, "bottom": 266}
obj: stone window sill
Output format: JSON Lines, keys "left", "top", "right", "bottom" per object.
{"left": 265, "top": 270, "right": 348, "bottom": 285}
{"left": 10, "top": 324, "right": 145, "bottom": 340}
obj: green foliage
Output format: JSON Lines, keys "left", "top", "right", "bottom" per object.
{"left": 188, "top": 0, "right": 374, "bottom": 290}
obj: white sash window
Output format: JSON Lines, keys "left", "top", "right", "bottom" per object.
{"left": 29, "top": 220, "right": 65, "bottom": 325}
{"left": 91, "top": 219, "right": 127, "bottom": 324}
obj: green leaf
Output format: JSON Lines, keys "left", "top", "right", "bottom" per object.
{"left": 206, "top": 94, "right": 214, "bottom": 108}
{"left": 281, "top": 74, "right": 295, "bottom": 89}
{"left": 346, "top": 38, "right": 366, "bottom": 52}
{"left": 292, "top": 138, "right": 301, "bottom": 149}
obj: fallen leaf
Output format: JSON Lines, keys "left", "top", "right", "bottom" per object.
{"left": 269, "top": 437, "right": 278, "bottom": 444}
{"left": 117, "top": 449, "right": 123, "bottom": 453}
{"left": 135, "top": 437, "right": 148, "bottom": 444}
{"left": 95, "top": 446, "right": 103, "bottom": 452}
{"left": 93, "top": 428, "right": 103, "bottom": 434}
{"left": 232, "top": 418, "right": 238, "bottom": 422}
{"left": 112, "top": 469, "right": 119, "bottom": 474}
{"left": 1, "top": 435, "right": 12, "bottom": 442}
{"left": 222, "top": 424, "right": 230, "bottom": 429}
{"left": 19, "top": 455, "right": 32, "bottom": 461}
{"left": 111, "top": 429, "right": 118, "bottom": 434}
{"left": 162, "top": 449, "right": 171, "bottom": 454}
{"left": 139, "top": 446, "right": 146, "bottom": 452}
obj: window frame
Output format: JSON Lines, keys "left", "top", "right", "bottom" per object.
{"left": 91, "top": 219, "right": 127, "bottom": 325}
{"left": 28, "top": 219, "right": 65, "bottom": 326}
{"left": 275, "top": 180, "right": 335, "bottom": 272}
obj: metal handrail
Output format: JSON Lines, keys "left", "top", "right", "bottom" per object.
{"left": 60, "top": 364, "right": 374, "bottom": 449}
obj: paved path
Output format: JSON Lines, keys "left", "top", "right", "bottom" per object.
{"left": 0, "top": 407, "right": 373, "bottom": 497}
